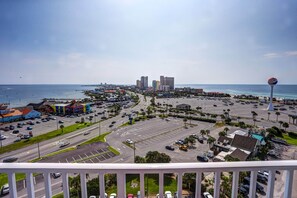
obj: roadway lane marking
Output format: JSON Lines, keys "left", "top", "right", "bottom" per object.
{"left": 18, "top": 181, "right": 62, "bottom": 198}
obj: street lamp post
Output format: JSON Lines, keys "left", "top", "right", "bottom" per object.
{"left": 99, "top": 121, "right": 101, "bottom": 136}
{"left": 37, "top": 142, "right": 41, "bottom": 159}
{"left": 133, "top": 141, "right": 136, "bottom": 163}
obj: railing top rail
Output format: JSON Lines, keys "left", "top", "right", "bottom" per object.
{"left": 0, "top": 161, "right": 297, "bottom": 173}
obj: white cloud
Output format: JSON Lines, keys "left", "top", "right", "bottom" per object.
{"left": 284, "top": 51, "right": 297, "bottom": 56}
{"left": 264, "top": 50, "right": 297, "bottom": 58}
{"left": 263, "top": 53, "right": 281, "bottom": 58}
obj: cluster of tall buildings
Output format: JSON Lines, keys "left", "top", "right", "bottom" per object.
{"left": 136, "top": 76, "right": 174, "bottom": 91}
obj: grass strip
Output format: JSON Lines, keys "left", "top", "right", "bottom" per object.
{"left": 0, "top": 122, "right": 92, "bottom": 155}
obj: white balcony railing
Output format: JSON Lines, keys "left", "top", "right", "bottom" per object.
{"left": 1, "top": 161, "right": 297, "bottom": 198}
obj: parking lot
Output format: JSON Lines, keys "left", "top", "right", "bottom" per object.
{"left": 107, "top": 117, "right": 219, "bottom": 163}
{"left": 41, "top": 142, "right": 116, "bottom": 164}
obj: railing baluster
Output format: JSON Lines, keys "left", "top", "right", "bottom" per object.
{"left": 80, "top": 173, "right": 87, "bottom": 198}
{"left": 284, "top": 170, "right": 294, "bottom": 198}
{"left": 159, "top": 172, "right": 164, "bottom": 198}
{"left": 195, "top": 172, "right": 202, "bottom": 198}
{"left": 99, "top": 173, "right": 105, "bottom": 198}
{"left": 62, "top": 173, "right": 70, "bottom": 198}
{"left": 249, "top": 171, "right": 257, "bottom": 198}
{"left": 117, "top": 172, "right": 126, "bottom": 197}
{"left": 26, "top": 173, "right": 35, "bottom": 198}
{"left": 177, "top": 172, "right": 183, "bottom": 198}
{"left": 231, "top": 171, "right": 239, "bottom": 198}
{"left": 8, "top": 172, "right": 17, "bottom": 198}
{"left": 267, "top": 170, "right": 275, "bottom": 198}
{"left": 44, "top": 173, "right": 52, "bottom": 198}
{"left": 140, "top": 173, "right": 145, "bottom": 198}
{"left": 214, "top": 171, "right": 221, "bottom": 198}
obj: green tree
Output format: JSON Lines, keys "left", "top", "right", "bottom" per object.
{"left": 279, "top": 121, "right": 284, "bottom": 129}
{"left": 145, "top": 151, "right": 171, "bottom": 163}
{"left": 219, "top": 131, "right": 227, "bottom": 137}
{"left": 207, "top": 136, "right": 216, "bottom": 149}
{"left": 60, "top": 125, "right": 65, "bottom": 134}
{"left": 200, "top": 129, "right": 206, "bottom": 137}
{"left": 275, "top": 112, "right": 280, "bottom": 122}
{"left": 135, "top": 156, "right": 146, "bottom": 163}
{"left": 282, "top": 122, "right": 289, "bottom": 132}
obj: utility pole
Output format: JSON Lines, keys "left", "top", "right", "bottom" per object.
{"left": 37, "top": 142, "right": 41, "bottom": 159}
{"left": 56, "top": 120, "right": 59, "bottom": 130}
{"left": 133, "top": 141, "right": 136, "bottom": 163}
{"left": 99, "top": 121, "right": 101, "bottom": 136}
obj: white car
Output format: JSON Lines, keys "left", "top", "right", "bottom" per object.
{"left": 126, "top": 139, "right": 134, "bottom": 144}
{"left": 203, "top": 192, "right": 213, "bottom": 198}
{"left": 0, "top": 184, "right": 9, "bottom": 195}
{"left": 165, "top": 191, "right": 172, "bottom": 198}
{"left": 0, "top": 135, "right": 6, "bottom": 140}
{"left": 110, "top": 193, "right": 117, "bottom": 198}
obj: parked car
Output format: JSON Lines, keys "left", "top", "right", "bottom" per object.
{"left": 197, "top": 155, "right": 209, "bottom": 162}
{"left": 27, "top": 126, "right": 33, "bottom": 130}
{"left": 51, "top": 173, "right": 61, "bottom": 179}
{"left": 58, "top": 120, "right": 64, "bottom": 124}
{"left": 110, "top": 193, "right": 117, "bottom": 198}
{"left": 12, "top": 130, "right": 19, "bottom": 134}
{"left": 109, "top": 124, "right": 114, "bottom": 128}
{"left": 84, "top": 131, "right": 91, "bottom": 135}
{"left": 112, "top": 121, "right": 116, "bottom": 124}
{"left": 0, "top": 135, "right": 6, "bottom": 140}
{"left": 127, "top": 194, "right": 134, "bottom": 198}
{"left": 3, "top": 157, "right": 18, "bottom": 163}
{"left": 0, "top": 184, "right": 9, "bottom": 195}
{"left": 165, "top": 145, "right": 175, "bottom": 151}
{"left": 165, "top": 191, "right": 172, "bottom": 198}
{"left": 203, "top": 192, "right": 213, "bottom": 198}
{"left": 9, "top": 125, "right": 15, "bottom": 130}
{"left": 126, "top": 139, "right": 133, "bottom": 144}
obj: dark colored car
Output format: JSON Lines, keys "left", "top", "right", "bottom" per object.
{"left": 165, "top": 145, "right": 175, "bottom": 151}
{"left": 12, "top": 130, "right": 19, "bottom": 134}
{"left": 27, "top": 126, "right": 33, "bottom": 130}
{"left": 3, "top": 157, "right": 18, "bottom": 163}
{"left": 197, "top": 155, "right": 208, "bottom": 162}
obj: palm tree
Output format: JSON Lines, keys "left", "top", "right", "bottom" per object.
{"left": 183, "top": 118, "right": 188, "bottom": 128}
{"left": 207, "top": 136, "right": 216, "bottom": 149}
{"left": 279, "top": 121, "right": 284, "bottom": 129}
{"left": 282, "top": 122, "right": 289, "bottom": 132}
{"left": 275, "top": 112, "right": 280, "bottom": 122}
{"left": 60, "top": 125, "right": 65, "bottom": 134}
{"left": 267, "top": 112, "right": 271, "bottom": 120}
{"left": 205, "top": 129, "right": 210, "bottom": 136}
{"left": 224, "top": 127, "right": 229, "bottom": 133}
{"left": 200, "top": 130, "right": 206, "bottom": 138}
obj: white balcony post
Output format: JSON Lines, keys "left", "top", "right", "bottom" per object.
{"left": 8, "top": 172, "right": 17, "bottom": 198}
{"left": 99, "top": 173, "right": 105, "bottom": 198}
{"left": 249, "top": 171, "right": 257, "bottom": 198}
{"left": 195, "top": 172, "right": 202, "bottom": 198}
{"left": 266, "top": 170, "right": 275, "bottom": 198}
{"left": 26, "top": 173, "right": 35, "bottom": 198}
{"left": 284, "top": 170, "right": 294, "bottom": 198}
{"left": 231, "top": 171, "right": 239, "bottom": 198}
{"left": 140, "top": 173, "right": 145, "bottom": 198}
{"left": 214, "top": 171, "right": 221, "bottom": 198}
{"left": 44, "top": 173, "right": 52, "bottom": 198}
{"left": 117, "top": 172, "right": 126, "bottom": 197}
{"left": 159, "top": 173, "right": 164, "bottom": 198}
{"left": 80, "top": 173, "right": 87, "bottom": 198}
{"left": 177, "top": 172, "right": 183, "bottom": 198}
{"left": 62, "top": 173, "right": 70, "bottom": 198}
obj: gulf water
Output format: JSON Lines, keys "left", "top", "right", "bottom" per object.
{"left": 0, "top": 84, "right": 296, "bottom": 108}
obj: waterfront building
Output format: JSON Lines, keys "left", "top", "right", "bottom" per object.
{"left": 164, "top": 77, "right": 174, "bottom": 90}
{"left": 152, "top": 80, "right": 160, "bottom": 91}
{"left": 140, "top": 76, "right": 148, "bottom": 89}
{"left": 0, "top": 104, "right": 41, "bottom": 123}
{"left": 136, "top": 80, "right": 141, "bottom": 88}
{"left": 51, "top": 102, "right": 91, "bottom": 115}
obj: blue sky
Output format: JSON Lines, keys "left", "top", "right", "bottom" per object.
{"left": 0, "top": 0, "right": 297, "bottom": 85}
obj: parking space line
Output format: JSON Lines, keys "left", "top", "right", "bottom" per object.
{"left": 78, "top": 154, "right": 83, "bottom": 160}
{"left": 90, "top": 159, "right": 94, "bottom": 163}
{"left": 90, "top": 151, "right": 94, "bottom": 156}
{"left": 84, "top": 153, "right": 88, "bottom": 158}
{"left": 72, "top": 157, "right": 76, "bottom": 161}
{"left": 96, "top": 157, "right": 100, "bottom": 161}
{"left": 65, "top": 158, "right": 69, "bottom": 163}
